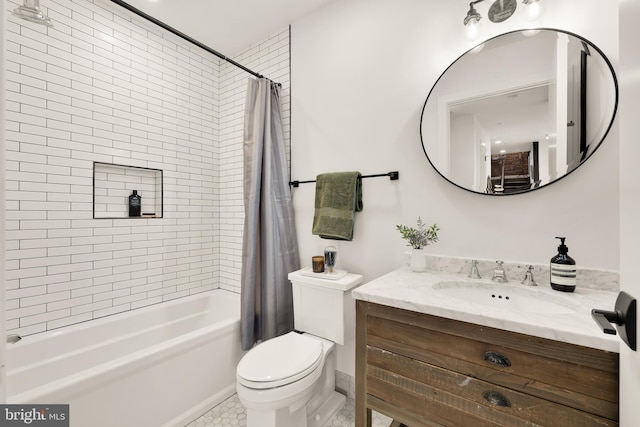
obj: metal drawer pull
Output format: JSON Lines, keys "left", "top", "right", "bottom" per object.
{"left": 483, "top": 391, "right": 511, "bottom": 407}
{"left": 482, "top": 350, "right": 511, "bottom": 367}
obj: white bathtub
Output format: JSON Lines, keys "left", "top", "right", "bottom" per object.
{"left": 6, "top": 290, "right": 244, "bottom": 427}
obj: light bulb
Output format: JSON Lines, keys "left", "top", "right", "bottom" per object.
{"left": 465, "top": 20, "right": 482, "bottom": 40}
{"left": 464, "top": 4, "right": 482, "bottom": 41}
{"left": 523, "top": 0, "right": 542, "bottom": 21}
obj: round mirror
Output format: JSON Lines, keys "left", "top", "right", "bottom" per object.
{"left": 420, "top": 29, "right": 618, "bottom": 195}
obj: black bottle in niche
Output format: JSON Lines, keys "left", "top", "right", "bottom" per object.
{"left": 129, "top": 190, "right": 141, "bottom": 217}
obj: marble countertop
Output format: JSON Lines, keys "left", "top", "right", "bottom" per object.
{"left": 352, "top": 267, "right": 620, "bottom": 353}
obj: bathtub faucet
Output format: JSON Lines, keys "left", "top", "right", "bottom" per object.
{"left": 7, "top": 334, "right": 22, "bottom": 344}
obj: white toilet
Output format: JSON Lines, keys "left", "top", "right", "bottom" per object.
{"left": 236, "top": 268, "right": 362, "bottom": 427}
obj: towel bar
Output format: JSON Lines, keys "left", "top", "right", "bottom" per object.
{"left": 290, "top": 171, "right": 399, "bottom": 188}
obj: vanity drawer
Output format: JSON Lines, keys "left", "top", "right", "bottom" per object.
{"left": 367, "top": 347, "right": 617, "bottom": 427}
{"left": 357, "top": 301, "right": 619, "bottom": 426}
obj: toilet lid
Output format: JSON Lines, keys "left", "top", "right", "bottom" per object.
{"left": 236, "top": 332, "right": 324, "bottom": 389}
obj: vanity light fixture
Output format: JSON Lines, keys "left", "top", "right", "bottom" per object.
{"left": 464, "top": 1, "right": 483, "bottom": 27}
{"left": 464, "top": 1, "right": 483, "bottom": 39}
{"left": 464, "top": 0, "right": 542, "bottom": 38}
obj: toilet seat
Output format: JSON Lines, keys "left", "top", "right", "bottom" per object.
{"left": 237, "top": 332, "right": 324, "bottom": 389}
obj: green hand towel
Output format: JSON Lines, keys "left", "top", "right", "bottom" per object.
{"left": 312, "top": 172, "right": 363, "bottom": 241}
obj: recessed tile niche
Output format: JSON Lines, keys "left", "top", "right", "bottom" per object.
{"left": 93, "top": 162, "right": 163, "bottom": 219}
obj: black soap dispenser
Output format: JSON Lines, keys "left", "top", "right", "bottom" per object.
{"left": 129, "top": 190, "right": 141, "bottom": 217}
{"left": 550, "top": 237, "right": 576, "bottom": 292}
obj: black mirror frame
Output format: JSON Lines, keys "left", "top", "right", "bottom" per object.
{"left": 419, "top": 28, "right": 619, "bottom": 196}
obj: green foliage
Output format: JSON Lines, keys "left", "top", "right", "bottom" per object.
{"left": 396, "top": 217, "right": 440, "bottom": 249}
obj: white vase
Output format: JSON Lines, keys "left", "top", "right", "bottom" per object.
{"left": 410, "top": 248, "right": 426, "bottom": 272}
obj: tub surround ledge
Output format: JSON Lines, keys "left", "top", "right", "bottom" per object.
{"left": 352, "top": 266, "right": 620, "bottom": 353}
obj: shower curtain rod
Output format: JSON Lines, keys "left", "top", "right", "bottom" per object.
{"left": 110, "top": 0, "right": 276, "bottom": 83}
{"left": 289, "top": 171, "right": 400, "bottom": 188}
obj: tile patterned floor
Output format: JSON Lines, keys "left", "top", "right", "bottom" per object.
{"left": 185, "top": 393, "right": 394, "bottom": 427}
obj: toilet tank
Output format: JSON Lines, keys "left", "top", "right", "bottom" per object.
{"left": 288, "top": 269, "right": 363, "bottom": 345}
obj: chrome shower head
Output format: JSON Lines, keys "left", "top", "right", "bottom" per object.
{"left": 12, "top": 0, "right": 53, "bottom": 27}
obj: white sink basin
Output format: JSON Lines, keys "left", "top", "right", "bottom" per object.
{"left": 432, "top": 281, "right": 583, "bottom": 315}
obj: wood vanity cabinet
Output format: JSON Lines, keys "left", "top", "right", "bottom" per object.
{"left": 355, "top": 301, "right": 619, "bottom": 427}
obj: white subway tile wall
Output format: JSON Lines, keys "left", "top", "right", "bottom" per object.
{"left": 5, "top": 0, "right": 290, "bottom": 335}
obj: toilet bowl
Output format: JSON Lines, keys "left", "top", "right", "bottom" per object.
{"left": 236, "top": 332, "right": 344, "bottom": 427}
{"left": 236, "top": 269, "right": 363, "bottom": 427}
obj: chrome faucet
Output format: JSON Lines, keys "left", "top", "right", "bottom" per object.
{"left": 491, "top": 260, "right": 508, "bottom": 282}
{"left": 468, "top": 260, "right": 481, "bottom": 279}
{"left": 521, "top": 265, "right": 538, "bottom": 286}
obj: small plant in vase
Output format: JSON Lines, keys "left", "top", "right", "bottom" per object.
{"left": 396, "top": 217, "right": 439, "bottom": 272}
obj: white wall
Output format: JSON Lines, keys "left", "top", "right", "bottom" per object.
{"left": 449, "top": 114, "right": 474, "bottom": 188}
{"left": 618, "top": 0, "right": 640, "bottom": 423}
{"left": 291, "top": 0, "right": 619, "bottom": 375}
{"left": 291, "top": 0, "right": 619, "bottom": 278}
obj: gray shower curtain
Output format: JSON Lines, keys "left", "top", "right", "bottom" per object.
{"left": 240, "top": 78, "right": 300, "bottom": 351}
